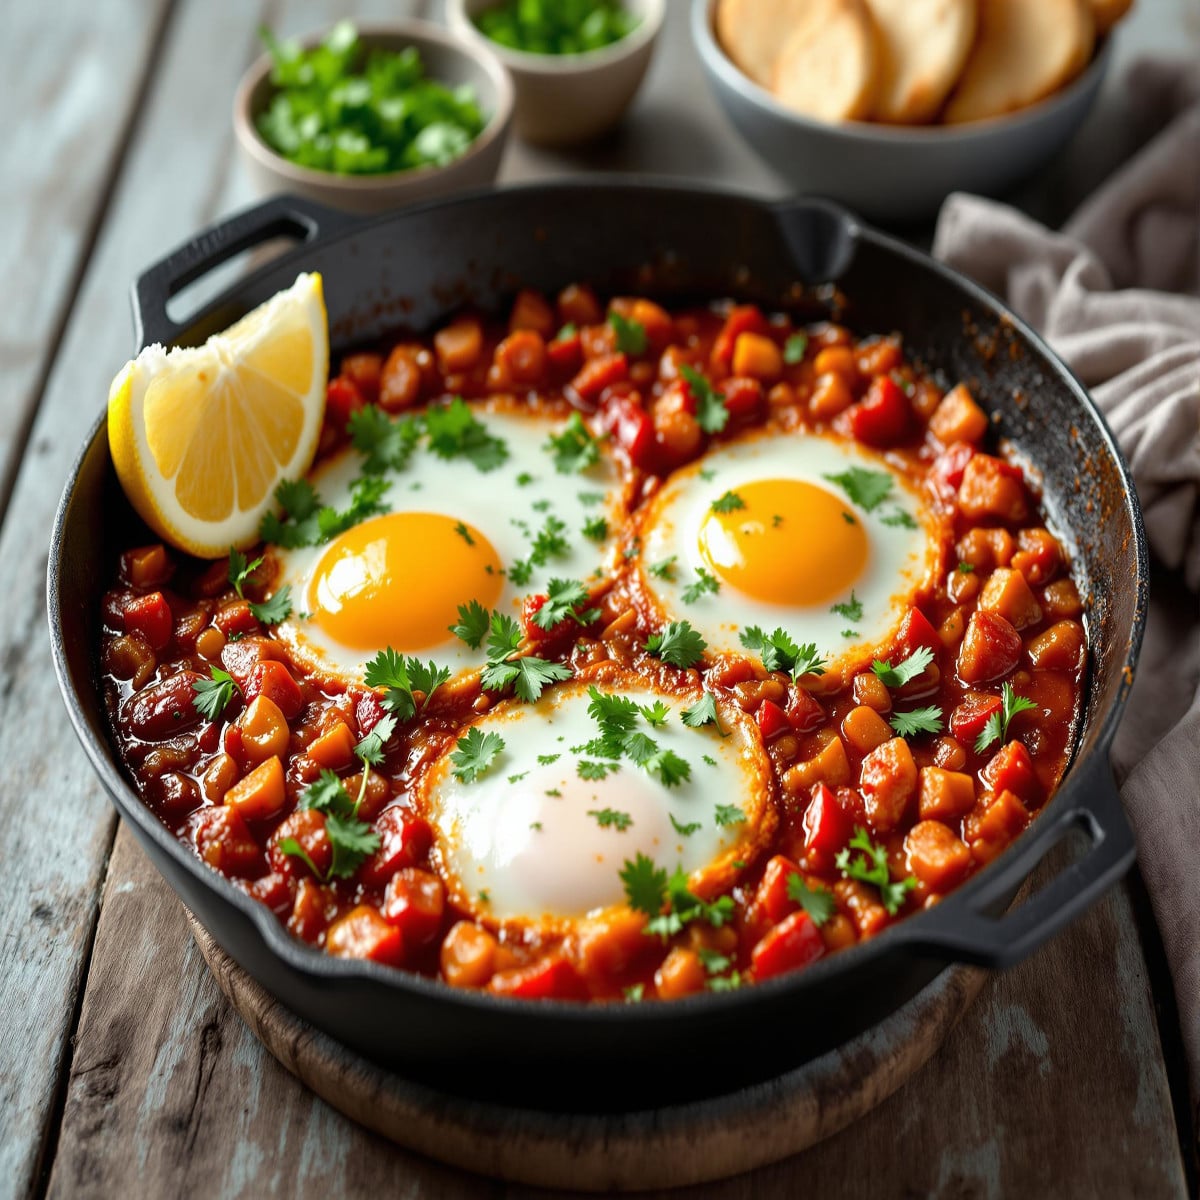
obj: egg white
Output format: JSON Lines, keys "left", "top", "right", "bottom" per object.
{"left": 636, "top": 428, "right": 942, "bottom": 667}
{"left": 270, "top": 408, "right": 622, "bottom": 684}
{"left": 419, "top": 676, "right": 772, "bottom": 930}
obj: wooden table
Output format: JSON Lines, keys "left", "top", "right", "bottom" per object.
{"left": 3, "top": 1, "right": 1197, "bottom": 1195}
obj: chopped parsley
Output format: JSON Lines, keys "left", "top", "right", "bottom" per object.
{"left": 260, "top": 475, "right": 391, "bottom": 549}
{"left": 713, "top": 803, "right": 743, "bottom": 828}
{"left": 449, "top": 598, "right": 491, "bottom": 648}
{"left": 582, "top": 515, "right": 608, "bottom": 541}
{"left": 679, "top": 364, "right": 729, "bottom": 434}
{"left": 588, "top": 807, "right": 633, "bottom": 831}
{"left": 645, "top": 620, "right": 707, "bottom": 669}
{"left": 644, "top": 864, "right": 736, "bottom": 940}
{"left": 638, "top": 700, "right": 671, "bottom": 727}
{"left": 890, "top": 706, "right": 944, "bottom": 738}
{"left": 682, "top": 566, "right": 721, "bottom": 604}
{"left": 578, "top": 490, "right": 605, "bottom": 506}
{"left": 871, "top": 645, "right": 935, "bottom": 688}
{"left": 880, "top": 508, "right": 918, "bottom": 530}
{"left": 584, "top": 686, "right": 690, "bottom": 788}
{"left": 670, "top": 813, "right": 701, "bottom": 837}
{"left": 424, "top": 397, "right": 508, "bottom": 471}
{"left": 481, "top": 611, "right": 572, "bottom": 702}
{"left": 364, "top": 649, "right": 450, "bottom": 720}
{"left": 516, "top": 471, "right": 534, "bottom": 487}
{"left": 710, "top": 490, "right": 746, "bottom": 514}
{"left": 532, "top": 578, "right": 601, "bottom": 630}
{"left": 786, "top": 874, "right": 835, "bottom": 926}
{"left": 975, "top": 683, "right": 1039, "bottom": 753}
{"left": 280, "top": 770, "right": 380, "bottom": 881}
{"left": 739, "top": 626, "right": 826, "bottom": 680}
{"left": 707, "top": 972, "right": 744, "bottom": 992}
{"left": 836, "top": 828, "right": 917, "bottom": 915}
{"left": 509, "top": 514, "right": 571, "bottom": 585}
{"left": 192, "top": 666, "right": 237, "bottom": 721}
{"left": 347, "top": 404, "right": 420, "bottom": 474}
{"left": 608, "top": 311, "right": 647, "bottom": 356}
{"left": 829, "top": 590, "right": 863, "bottom": 623}
{"left": 578, "top": 759, "right": 616, "bottom": 780}
{"left": 452, "top": 520, "right": 475, "bottom": 546}
{"left": 249, "top": 586, "right": 292, "bottom": 626}
{"left": 450, "top": 726, "right": 505, "bottom": 782}
{"left": 823, "top": 466, "right": 893, "bottom": 513}
{"left": 544, "top": 412, "right": 600, "bottom": 474}
{"left": 354, "top": 713, "right": 398, "bottom": 768}
{"left": 783, "top": 332, "right": 808, "bottom": 364}
{"left": 957, "top": 561, "right": 976, "bottom": 574}
{"left": 681, "top": 692, "right": 727, "bottom": 736}
{"left": 648, "top": 556, "right": 678, "bottom": 581}
{"left": 227, "top": 547, "right": 263, "bottom": 597}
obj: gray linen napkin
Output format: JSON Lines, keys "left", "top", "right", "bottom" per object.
{"left": 932, "top": 60, "right": 1200, "bottom": 1120}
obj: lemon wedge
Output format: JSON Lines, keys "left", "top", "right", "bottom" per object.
{"left": 108, "top": 272, "right": 328, "bottom": 558}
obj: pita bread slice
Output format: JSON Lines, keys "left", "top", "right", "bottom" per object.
{"left": 867, "top": 0, "right": 978, "bottom": 124}
{"left": 944, "top": 0, "right": 1095, "bottom": 124}
{"left": 717, "top": 0, "right": 812, "bottom": 87}
{"left": 771, "top": 0, "right": 880, "bottom": 123}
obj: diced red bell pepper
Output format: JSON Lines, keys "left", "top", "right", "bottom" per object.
{"left": 932, "top": 441, "right": 977, "bottom": 495}
{"left": 756, "top": 699, "right": 791, "bottom": 741}
{"left": 891, "top": 606, "right": 941, "bottom": 661}
{"left": 355, "top": 688, "right": 388, "bottom": 737}
{"left": 846, "top": 375, "right": 912, "bottom": 446}
{"left": 803, "top": 782, "right": 851, "bottom": 856}
{"left": 570, "top": 352, "right": 628, "bottom": 405}
{"left": 981, "top": 740, "right": 1040, "bottom": 801}
{"left": 214, "top": 601, "right": 260, "bottom": 639}
{"left": 188, "top": 806, "right": 263, "bottom": 878}
{"left": 751, "top": 910, "right": 825, "bottom": 981}
{"left": 325, "top": 375, "right": 364, "bottom": 429}
{"left": 359, "top": 807, "right": 433, "bottom": 887}
{"left": 382, "top": 867, "right": 445, "bottom": 946}
{"left": 488, "top": 955, "right": 587, "bottom": 1000}
{"left": 711, "top": 305, "right": 769, "bottom": 370}
{"left": 245, "top": 660, "right": 304, "bottom": 720}
{"left": 957, "top": 610, "right": 1023, "bottom": 684}
{"left": 326, "top": 905, "right": 405, "bottom": 966}
{"left": 785, "top": 686, "right": 825, "bottom": 733}
{"left": 248, "top": 871, "right": 293, "bottom": 915}
{"left": 720, "top": 376, "right": 765, "bottom": 424}
{"left": 754, "top": 854, "right": 802, "bottom": 923}
{"left": 600, "top": 393, "right": 656, "bottom": 471}
{"left": 123, "top": 591, "right": 173, "bottom": 651}
{"left": 950, "top": 692, "right": 1002, "bottom": 744}
{"left": 546, "top": 330, "right": 582, "bottom": 372}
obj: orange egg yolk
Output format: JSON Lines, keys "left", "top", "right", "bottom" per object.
{"left": 697, "top": 478, "right": 869, "bottom": 606}
{"left": 308, "top": 512, "right": 503, "bottom": 651}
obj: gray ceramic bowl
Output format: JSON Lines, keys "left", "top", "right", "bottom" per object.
{"left": 233, "top": 20, "right": 513, "bottom": 216}
{"left": 691, "top": 0, "right": 1112, "bottom": 223}
{"left": 446, "top": 0, "right": 664, "bottom": 146}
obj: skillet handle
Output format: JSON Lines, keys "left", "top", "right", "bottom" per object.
{"left": 897, "top": 754, "right": 1135, "bottom": 969}
{"left": 131, "top": 195, "right": 354, "bottom": 348}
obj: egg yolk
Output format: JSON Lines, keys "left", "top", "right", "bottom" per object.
{"left": 308, "top": 512, "right": 503, "bottom": 651}
{"left": 697, "top": 478, "right": 869, "bottom": 606}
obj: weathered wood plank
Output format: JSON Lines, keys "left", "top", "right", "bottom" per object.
{"left": 49, "top": 830, "right": 1186, "bottom": 1199}
{"left": 0, "top": 0, "right": 173, "bottom": 503}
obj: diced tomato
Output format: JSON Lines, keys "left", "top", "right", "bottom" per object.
{"left": 326, "top": 905, "right": 405, "bottom": 966}
{"left": 247, "top": 871, "right": 293, "bottom": 914}
{"left": 981, "top": 740, "right": 1040, "bottom": 802}
{"left": 220, "top": 636, "right": 276, "bottom": 691}
{"left": 355, "top": 689, "right": 387, "bottom": 737}
{"left": 599, "top": 392, "right": 655, "bottom": 471}
{"left": 245, "top": 660, "right": 304, "bottom": 721}
{"left": 123, "top": 591, "right": 172, "bottom": 651}
{"left": 720, "top": 376, "right": 765, "bottom": 424}
{"left": 756, "top": 699, "right": 791, "bottom": 741}
{"left": 931, "top": 441, "right": 976, "bottom": 496}
{"left": 546, "top": 329, "right": 582, "bottom": 372}
{"left": 950, "top": 691, "right": 1002, "bottom": 744}
{"left": 340, "top": 353, "right": 383, "bottom": 404}
{"left": 754, "top": 854, "right": 802, "bottom": 922}
{"left": 803, "top": 783, "right": 851, "bottom": 856}
{"left": 189, "top": 806, "right": 263, "bottom": 878}
{"left": 785, "top": 686, "right": 825, "bottom": 733}
{"left": 289, "top": 877, "right": 330, "bottom": 942}
{"left": 890, "top": 606, "right": 941, "bottom": 661}
{"left": 711, "top": 305, "right": 769, "bottom": 370}
{"left": 509, "top": 288, "right": 555, "bottom": 338}
{"left": 359, "top": 807, "right": 432, "bottom": 887}
{"left": 120, "top": 544, "right": 171, "bottom": 589}
{"left": 521, "top": 593, "right": 575, "bottom": 646}
{"left": 214, "top": 601, "right": 260, "bottom": 639}
{"left": 570, "top": 352, "right": 628, "bottom": 405}
{"left": 269, "top": 808, "right": 332, "bottom": 879}
{"left": 325, "top": 376, "right": 363, "bottom": 429}
{"left": 957, "top": 610, "right": 1023, "bottom": 684}
{"left": 957, "top": 454, "right": 1029, "bottom": 524}
{"left": 751, "top": 910, "right": 825, "bottom": 981}
{"left": 488, "top": 955, "right": 587, "bottom": 1000}
{"left": 382, "top": 867, "right": 445, "bottom": 946}
{"left": 845, "top": 375, "right": 912, "bottom": 446}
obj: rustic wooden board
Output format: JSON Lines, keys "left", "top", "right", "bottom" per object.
{"left": 47, "top": 828, "right": 1187, "bottom": 1198}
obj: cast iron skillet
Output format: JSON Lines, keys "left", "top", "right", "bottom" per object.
{"left": 49, "top": 183, "right": 1147, "bottom": 1111}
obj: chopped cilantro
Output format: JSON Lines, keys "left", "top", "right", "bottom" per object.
{"left": 713, "top": 803, "right": 743, "bottom": 827}
{"left": 710, "top": 490, "right": 746, "bottom": 514}
{"left": 681, "top": 692, "right": 727, "bottom": 736}
{"left": 648, "top": 556, "right": 678, "bottom": 581}
{"left": 974, "top": 683, "right": 1039, "bottom": 753}
{"left": 696, "top": 947, "right": 731, "bottom": 975}
{"left": 620, "top": 852, "right": 668, "bottom": 916}
{"left": 682, "top": 566, "right": 720, "bottom": 604}
{"left": 872, "top": 646, "right": 934, "bottom": 688}
{"left": 638, "top": 700, "right": 671, "bottom": 727}
{"left": 588, "top": 807, "right": 633, "bottom": 831}
{"left": 783, "top": 332, "right": 808, "bottom": 364}
{"left": 645, "top": 620, "right": 707, "bottom": 669}
{"left": 670, "top": 813, "right": 701, "bottom": 837}
{"left": 608, "top": 311, "right": 647, "bottom": 355}
{"left": 823, "top": 466, "right": 893, "bottom": 513}
{"left": 829, "top": 590, "right": 863, "bottom": 623}
{"left": 624, "top": 983, "right": 645, "bottom": 1003}
{"left": 347, "top": 405, "right": 420, "bottom": 475}
{"left": 957, "top": 561, "right": 976, "bottom": 574}
{"left": 537, "top": 752, "right": 560, "bottom": 765}
{"left": 578, "top": 490, "right": 605, "bottom": 506}
{"left": 881, "top": 508, "right": 918, "bottom": 529}
{"left": 449, "top": 598, "right": 490, "bottom": 648}
{"left": 544, "top": 412, "right": 599, "bottom": 474}
{"left": 516, "top": 471, "right": 534, "bottom": 487}
{"left": 424, "top": 398, "right": 508, "bottom": 471}
{"left": 532, "top": 578, "right": 601, "bottom": 630}
{"left": 642, "top": 865, "right": 735, "bottom": 940}
{"left": 679, "top": 364, "right": 729, "bottom": 434}
{"left": 364, "top": 649, "right": 450, "bottom": 720}
{"left": 192, "top": 666, "right": 237, "bottom": 721}
{"left": 227, "top": 547, "right": 263, "bottom": 597}
{"left": 354, "top": 713, "right": 398, "bottom": 767}
{"left": 835, "top": 827, "right": 917, "bottom": 915}
{"left": 248, "top": 585, "right": 292, "bottom": 626}
{"left": 582, "top": 515, "right": 608, "bottom": 541}
{"left": 890, "top": 706, "right": 944, "bottom": 738}
{"left": 287, "top": 770, "right": 380, "bottom": 880}
{"left": 739, "top": 626, "right": 826, "bottom": 680}
{"left": 452, "top": 520, "right": 475, "bottom": 546}
{"left": 786, "top": 874, "right": 835, "bottom": 926}
{"left": 450, "top": 726, "right": 505, "bottom": 782}
{"left": 578, "top": 759, "right": 616, "bottom": 780}
{"left": 481, "top": 612, "right": 572, "bottom": 701}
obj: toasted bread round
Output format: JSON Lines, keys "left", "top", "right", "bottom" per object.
{"left": 771, "top": 0, "right": 880, "bottom": 123}
{"left": 866, "top": 0, "right": 978, "bottom": 124}
{"left": 944, "top": 0, "right": 1095, "bottom": 124}
{"left": 1088, "top": 0, "right": 1134, "bottom": 35}
{"left": 717, "top": 0, "right": 813, "bottom": 87}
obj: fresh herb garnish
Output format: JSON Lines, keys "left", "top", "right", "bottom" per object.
{"left": 582, "top": 515, "right": 608, "bottom": 541}
{"left": 584, "top": 686, "right": 690, "bottom": 788}
{"left": 532, "top": 578, "right": 601, "bottom": 630}
{"left": 640, "top": 864, "right": 736, "bottom": 940}
{"left": 453, "top": 521, "right": 475, "bottom": 546}
{"left": 450, "top": 726, "right": 505, "bottom": 782}
{"left": 645, "top": 620, "right": 707, "bottom": 669}
{"left": 890, "top": 706, "right": 943, "bottom": 738}
{"left": 425, "top": 398, "right": 509, "bottom": 471}
{"left": 871, "top": 646, "right": 934, "bottom": 688}
{"left": 670, "top": 813, "right": 701, "bottom": 837}
{"left": 476, "top": 1, "right": 638, "bottom": 57}
{"left": 682, "top": 566, "right": 720, "bottom": 604}
{"left": 364, "top": 649, "right": 450, "bottom": 720}
{"left": 481, "top": 611, "right": 572, "bottom": 702}
{"left": 192, "top": 666, "right": 238, "bottom": 721}
{"left": 648, "top": 556, "right": 678, "bottom": 581}
{"left": 347, "top": 405, "right": 420, "bottom": 475}
{"left": 354, "top": 713, "right": 398, "bottom": 768}
{"left": 711, "top": 490, "right": 746, "bottom": 514}
{"left": 638, "top": 700, "right": 671, "bottom": 727}
{"left": 544, "top": 412, "right": 600, "bottom": 474}
{"left": 880, "top": 508, "right": 918, "bottom": 529}
{"left": 786, "top": 874, "right": 835, "bottom": 926}
{"left": 829, "top": 591, "right": 863, "bottom": 623}
{"left": 974, "top": 682, "right": 1039, "bottom": 753}
{"left": 228, "top": 547, "right": 263, "bottom": 597}
{"left": 449, "top": 598, "right": 491, "bottom": 648}
{"left": 578, "top": 759, "right": 616, "bottom": 780}
{"left": 713, "top": 803, "right": 743, "bottom": 827}
{"left": 957, "top": 561, "right": 975, "bottom": 574}
{"left": 588, "top": 807, "right": 633, "bottom": 831}
{"left": 823, "top": 466, "right": 893, "bottom": 513}
{"left": 249, "top": 585, "right": 292, "bottom": 626}
{"left": 783, "top": 332, "right": 808, "bottom": 364}
{"left": 280, "top": 769, "right": 380, "bottom": 880}
{"left": 739, "top": 626, "right": 826, "bottom": 680}
{"left": 836, "top": 828, "right": 917, "bottom": 915}
{"left": 681, "top": 692, "right": 727, "bottom": 736}
{"left": 608, "top": 311, "right": 647, "bottom": 356}
{"left": 679, "top": 364, "right": 729, "bottom": 434}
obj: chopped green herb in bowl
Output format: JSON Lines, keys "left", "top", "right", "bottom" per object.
{"left": 255, "top": 22, "right": 487, "bottom": 175}
{"left": 473, "top": 0, "right": 639, "bottom": 56}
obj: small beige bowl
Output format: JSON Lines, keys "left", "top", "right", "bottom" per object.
{"left": 233, "top": 20, "right": 514, "bottom": 215}
{"left": 446, "top": 0, "right": 664, "bottom": 147}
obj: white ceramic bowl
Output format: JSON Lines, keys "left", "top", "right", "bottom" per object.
{"left": 691, "top": 0, "right": 1112, "bottom": 223}
{"left": 233, "top": 20, "right": 514, "bottom": 216}
{"left": 446, "top": 0, "right": 664, "bottom": 147}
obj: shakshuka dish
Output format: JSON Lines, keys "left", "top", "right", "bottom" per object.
{"left": 100, "top": 286, "right": 1087, "bottom": 1002}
